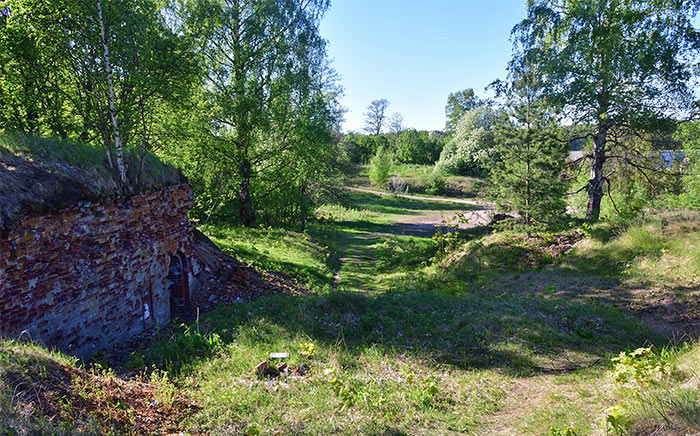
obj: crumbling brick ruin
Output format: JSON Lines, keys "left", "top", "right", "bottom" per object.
{"left": 1, "top": 152, "right": 200, "bottom": 357}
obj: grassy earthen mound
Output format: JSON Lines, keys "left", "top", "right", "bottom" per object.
{"left": 1, "top": 340, "right": 199, "bottom": 435}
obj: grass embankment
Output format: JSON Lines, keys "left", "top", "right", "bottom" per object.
{"left": 0, "top": 339, "right": 196, "bottom": 435}
{"left": 0, "top": 131, "right": 178, "bottom": 189}
{"left": 200, "top": 224, "right": 338, "bottom": 291}
{"left": 4, "top": 189, "right": 700, "bottom": 435}
{"left": 0, "top": 131, "right": 181, "bottom": 232}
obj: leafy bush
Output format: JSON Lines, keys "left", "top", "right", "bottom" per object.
{"left": 432, "top": 213, "right": 470, "bottom": 256}
{"left": 423, "top": 169, "right": 447, "bottom": 195}
{"left": 339, "top": 133, "right": 389, "bottom": 164}
{"left": 395, "top": 129, "right": 443, "bottom": 165}
{"left": 435, "top": 106, "right": 499, "bottom": 177}
{"left": 601, "top": 405, "right": 630, "bottom": 435}
{"left": 611, "top": 347, "right": 668, "bottom": 387}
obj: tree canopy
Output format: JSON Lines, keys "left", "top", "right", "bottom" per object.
{"left": 179, "top": 0, "right": 342, "bottom": 227}
{"left": 436, "top": 106, "right": 499, "bottom": 177}
{"left": 512, "top": 0, "right": 700, "bottom": 219}
{"left": 444, "top": 88, "right": 484, "bottom": 134}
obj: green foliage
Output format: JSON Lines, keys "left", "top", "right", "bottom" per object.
{"left": 298, "top": 342, "right": 317, "bottom": 359}
{"left": 369, "top": 146, "right": 393, "bottom": 187}
{"left": 444, "top": 88, "right": 484, "bottom": 134}
{"left": 373, "top": 237, "right": 436, "bottom": 271}
{"left": 435, "top": 106, "right": 498, "bottom": 177}
{"left": 201, "top": 223, "right": 336, "bottom": 290}
{"left": 432, "top": 213, "right": 470, "bottom": 257}
{"left": 490, "top": 57, "right": 568, "bottom": 230}
{"left": 548, "top": 427, "right": 578, "bottom": 436}
{"left": 135, "top": 324, "right": 223, "bottom": 375}
{"left": 601, "top": 405, "right": 630, "bottom": 435}
{"left": 0, "top": 130, "right": 178, "bottom": 189}
{"left": 423, "top": 168, "right": 447, "bottom": 195}
{"left": 394, "top": 129, "right": 444, "bottom": 165}
{"left": 0, "top": 0, "right": 198, "bottom": 188}
{"left": 490, "top": 74, "right": 568, "bottom": 230}
{"left": 149, "top": 367, "right": 177, "bottom": 409}
{"left": 168, "top": 0, "right": 342, "bottom": 227}
{"left": 676, "top": 154, "right": 700, "bottom": 210}
{"left": 666, "top": 124, "right": 700, "bottom": 210}
{"left": 576, "top": 222, "right": 593, "bottom": 238}
{"left": 611, "top": 347, "right": 668, "bottom": 387}
{"left": 512, "top": 0, "right": 699, "bottom": 220}
{"left": 340, "top": 133, "right": 389, "bottom": 164}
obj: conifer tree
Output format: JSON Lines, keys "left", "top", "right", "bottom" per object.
{"left": 490, "top": 61, "right": 568, "bottom": 231}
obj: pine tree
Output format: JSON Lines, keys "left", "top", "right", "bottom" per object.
{"left": 491, "top": 62, "right": 568, "bottom": 232}
{"left": 369, "top": 146, "right": 393, "bottom": 188}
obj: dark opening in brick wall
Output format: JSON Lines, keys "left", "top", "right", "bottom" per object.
{"left": 167, "top": 252, "right": 190, "bottom": 319}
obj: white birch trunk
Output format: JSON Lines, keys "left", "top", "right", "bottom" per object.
{"left": 97, "top": 0, "right": 126, "bottom": 186}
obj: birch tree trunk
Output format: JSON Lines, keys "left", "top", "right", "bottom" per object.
{"left": 97, "top": 0, "right": 127, "bottom": 187}
{"left": 586, "top": 129, "right": 607, "bottom": 220}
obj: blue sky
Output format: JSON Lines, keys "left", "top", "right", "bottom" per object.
{"left": 319, "top": 0, "right": 528, "bottom": 133}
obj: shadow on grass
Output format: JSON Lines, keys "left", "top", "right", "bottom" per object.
{"left": 349, "top": 192, "right": 481, "bottom": 215}
{"left": 139, "top": 279, "right": 663, "bottom": 376}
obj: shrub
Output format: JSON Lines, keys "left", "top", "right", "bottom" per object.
{"left": 369, "top": 146, "right": 393, "bottom": 187}
{"left": 395, "top": 129, "right": 443, "bottom": 165}
{"left": 435, "top": 107, "right": 498, "bottom": 177}
{"left": 387, "top": 175, "right": 409, "bottom": 194}
{"left": 423, "top": 169, "right": 447, "bottom": 195}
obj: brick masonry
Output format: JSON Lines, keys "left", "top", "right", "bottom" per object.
{"left": 0, "top": 184, "right": 199, "bottom": 358}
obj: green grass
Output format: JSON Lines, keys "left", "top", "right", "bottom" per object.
{"left": 200, "top": 223, "right": 338, "bottom": 290}
{"left": 0, "top": 339, "right": 82, "bottom": 435}
{"left": 567, "top": 211, "right": 700, "bottom": 287}
{"left": 130, "top": 282, "right": 656, "bottom": 435}
{"left": 312, "top": 191, "right": 478, "bottom": 293}
{"left": 347, "top": 163, "right": 486, "bottom": 198}
{"left": 6, "top": 184, "right": 700, "bottom": 435}
{"left": 126, "top": 191, "right": 685, "bottom": 436}
{"left": 0, "top": 130, "right": 179, "bottom": 188}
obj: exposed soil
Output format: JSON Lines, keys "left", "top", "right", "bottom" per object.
{"left": 191, "top": 229, "right": 310, "bottom": 311}
{"left": 3, "top": 348, "right": 199, "bottom": 436}
{"left": 347, "top": 186, "right": 490, "bottom": 206}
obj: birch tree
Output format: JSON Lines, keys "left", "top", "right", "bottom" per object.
{"left": 512, "top": 0, "right": 700, "bottom": 220}
{"left": 183, "top": 0, "right": 340, "bottom": 227}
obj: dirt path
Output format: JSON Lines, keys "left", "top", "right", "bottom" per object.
{"left": 332, "top": 189, "right": 494, "bottom": 291}
{"left": 348, "top": 186, "right": 491, "bottom": 207}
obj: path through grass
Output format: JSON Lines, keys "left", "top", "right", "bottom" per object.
{"left": 120, "top": 191, "right": 690, "bottom": 435}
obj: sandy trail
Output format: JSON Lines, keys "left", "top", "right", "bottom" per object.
{"left": 348, "top": 186, "right": 494, "bottom": 237}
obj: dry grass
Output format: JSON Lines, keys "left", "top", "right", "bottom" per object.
{"left": 0, "top": 339, "right": 198, "bottom": 436}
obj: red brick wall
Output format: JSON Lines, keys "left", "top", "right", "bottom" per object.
{"left": 0, "top": 184, "right": 197, "bottom": 357}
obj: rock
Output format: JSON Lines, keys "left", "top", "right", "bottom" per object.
{"left": 295, "top": 362, "right": 307, "bottom": 376}
{"left": 254, "top": 361, "right": 269, "bottom": 378}
{"left": 254, "top": 360, "right": 280, "bottom": 378}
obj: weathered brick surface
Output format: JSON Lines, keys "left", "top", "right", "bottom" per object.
{"left": 0, "top": 184, "right": 197, "bottom": 357}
